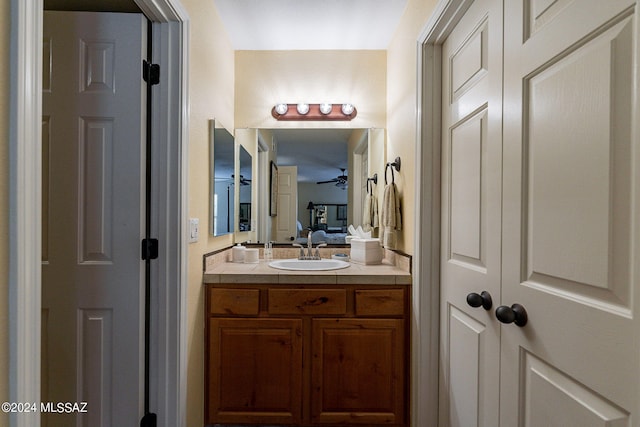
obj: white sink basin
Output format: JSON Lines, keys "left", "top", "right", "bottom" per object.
{"left": 268, "top": 258, "right": 350, "bottom": 271}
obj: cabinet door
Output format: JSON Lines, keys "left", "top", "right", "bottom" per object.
{"left": 311, "top": 318, "right": 405, "bottom": 425}
{"left": 207, "top": 318, "right": 303, "bottom": 425}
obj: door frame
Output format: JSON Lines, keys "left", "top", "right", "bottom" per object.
{"left": 413, "top": 0, "right": 474, "bottom": 425}
{"left": 351, "top": 130, "right": 368, "bottom": 229}
{"left": 8, "top": 0, "right": 190, "bottom": 426}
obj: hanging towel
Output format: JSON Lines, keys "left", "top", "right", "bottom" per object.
{"left": 371, "top": 193, "right": 379, "bottom": 229}
{"left": 363, "top": 193, "right": 372, "bottom": 231}
{"left": 380, "top": 182, "right": 402, "bottom": 249}
{"left": 362, "top": 193, "right": 380, "bottom": 232}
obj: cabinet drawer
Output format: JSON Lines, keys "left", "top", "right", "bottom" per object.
{"left": 268, "top": 289, "right": 347, "bottom": 315}
{"left": 355, "top": 289, "right": 405, "bottom": 316}
{"left": 209, "top": 288, "right": 260, "bottom": 315}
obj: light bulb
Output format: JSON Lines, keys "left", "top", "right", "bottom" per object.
{"left": 274, "top": 103, "right": 288, "bottom": 115}
{"left": 296, "top": 103, "right": 310, "bottom": 115}
{"left": 341, "top": 103, "right": 354, "bottom": 115}
{"left": 319, "top": 103, "right": 333, "bottom": 114}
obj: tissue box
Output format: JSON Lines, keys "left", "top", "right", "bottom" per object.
{"left": 349, "top": 238, "right": 383, "bottom": 265}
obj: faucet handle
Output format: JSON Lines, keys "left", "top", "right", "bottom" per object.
{"left": 314, "top": 242, "right": 327, "bottom": 258}
{"left": 292, "top": 243, "right": 305, "bottom": 259}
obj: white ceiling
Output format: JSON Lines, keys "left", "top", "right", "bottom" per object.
{"left": 213, "top": 0, "right": 408, "bottom": 50}
{"left": 273, "top": 129, "right": 353, "bottom": 183}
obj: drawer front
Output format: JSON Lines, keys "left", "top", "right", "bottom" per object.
{"left": 210, "top": 288, "right": 260, "bottom": 315}
{"left": 268, "top": 289, "right": 347, "bottom": 315}
{"left": 355, "top": 289, "right": 405, "bottom": 316}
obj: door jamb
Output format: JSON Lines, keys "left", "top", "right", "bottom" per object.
{"left": 413, "top": 0, "right": 474, "bottom": 425}
{"left": 8, "top": 1, "right": 190, "bottom": 426}
{"left": 351, "top": 130, "right": 368, "bottom": 229}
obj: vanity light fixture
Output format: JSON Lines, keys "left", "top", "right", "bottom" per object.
{"left": 271, "top": 103, "right": 357, "bottom": 121}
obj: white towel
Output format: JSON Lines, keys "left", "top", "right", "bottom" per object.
{"left": 363, "top": 193, "right": 372, "bottom": 231}
{"left": 380, "top": 183, "right": 401, "bottom": 248}
{"left": 371, "top": 193, "right": 379, "bottom": 229}
{"left": 362, "top": 193, "right": 380, "bottom": 232}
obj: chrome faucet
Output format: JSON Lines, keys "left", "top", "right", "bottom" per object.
{"left": 307, "top": 230, "right": 313, "bottom": 256}
{"left": 291, "top": 231, "right": 326, "bottom": 260}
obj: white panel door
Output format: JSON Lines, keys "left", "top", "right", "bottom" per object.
{"left": 275, "top": 166, "right": 298, "bottom": 242}
{"left": 501, "top": 0, "right": 640, "bottom": 425}
{"left": 439, "top": 0, "right": 503, "bottom": 425}
{"left": 42, "top": 11, "right": 146, "bottom": 427}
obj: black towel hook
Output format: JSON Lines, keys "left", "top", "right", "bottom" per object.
{"left": 385, "top": 157, "right": 401, "bottom": 185}
{"left": 366, "top": 173, "right": 378, "bottom": 195}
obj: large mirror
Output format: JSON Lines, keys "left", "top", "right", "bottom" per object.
{"left": 210, "top": 120, "right": 235, "bottom": 236}
{"left": 238, "top": 145, "right": 252, "bottom": 231}
{"left": 249, "top": 128, "right": 385, "bottom": 245}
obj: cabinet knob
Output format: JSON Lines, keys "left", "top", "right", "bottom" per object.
{"left": 466, "top": 291, "right": 493, "bottom": 310}
{"left": 495, "top": 304, "right": 528, "bottom": 327}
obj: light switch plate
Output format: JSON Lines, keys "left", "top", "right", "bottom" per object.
{"left": 189, "top": 218, "right": 199, "bottom": 243}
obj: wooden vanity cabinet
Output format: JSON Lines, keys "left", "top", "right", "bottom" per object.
{"left": 205, "top": 284, "right": 408, "bottom": 427}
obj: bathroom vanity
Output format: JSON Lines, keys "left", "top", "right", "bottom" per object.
{"left": 203, "top": 253, "right": 411, "bottom": 427}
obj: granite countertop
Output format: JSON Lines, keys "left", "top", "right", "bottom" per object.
{"left": 203, "top": 259, "right": 411, "bottom": 285}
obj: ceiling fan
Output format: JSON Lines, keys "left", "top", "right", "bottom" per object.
{"left": 316, "top": 168, "right": 348, "bottom": 189}
{"left": 231, "top": 174, "right": 251, "bottom": 186}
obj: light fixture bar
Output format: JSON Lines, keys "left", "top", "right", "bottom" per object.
{"left": 271, "top": 103, "right": 357, "bottom": 121}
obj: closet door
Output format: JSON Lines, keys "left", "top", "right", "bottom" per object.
{"left": 501, "top": 0, "right": 640, "bottom": 424}
{"left": 438, "top": 0, "right": 503, "bottom": 425}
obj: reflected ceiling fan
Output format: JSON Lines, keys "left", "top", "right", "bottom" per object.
{"left": 316, "top": 168, "right": 348, "bottom": 189}
{"left": 231, "top": 174, "right": 251, "bottom": 186}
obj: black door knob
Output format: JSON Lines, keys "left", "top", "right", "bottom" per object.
{"left": 466, "top": 291, "right": 493, "bottom": 310}
{"left": 495, "top": 304, "right": 528, "bottom": 327}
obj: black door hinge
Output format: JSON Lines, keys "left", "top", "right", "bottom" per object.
{"left": 140, "top": 412, "right": 157, "bottom": 427}
{"left": 142, "top": 60, "right": 160, "bottom": 85}
{"left": 141, "top": 238, "right": 159, "bottom": 261}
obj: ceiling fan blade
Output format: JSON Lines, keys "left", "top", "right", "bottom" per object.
{"left": 316, "top": 179, "right": 338, "bottom": 184}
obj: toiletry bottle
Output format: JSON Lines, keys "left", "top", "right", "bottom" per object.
{"left": 264, "top": 241, "right": 273, "bottom": 261}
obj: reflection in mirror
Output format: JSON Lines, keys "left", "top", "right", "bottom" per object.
{"left": 238, "top": 145, "right": 252, "bottom": 231}
{"left": 264, "top": 129, "right": 371, "bottom": 244}
{"left": 248, "top": 128, "right": 384, "bottom": 245}
{"left": 210, "top": 120, "right": 235, "bottom": 236}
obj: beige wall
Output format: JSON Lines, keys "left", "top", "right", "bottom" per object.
{"left": 181, "top": 1, "right": 235, "bottom": 426}
{"left": 235, "top": 50, "right": 387, "bottom": 130}
{"left": 0, "top": 0, "right": 8, "bottom": 424}
{"left": 235, "top": 50, "right": 387, "bottom": 250}
{"left": 386, "top": 0, "right": 438, "bottom": 255}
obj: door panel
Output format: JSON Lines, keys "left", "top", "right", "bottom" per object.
{"left": 450, "top": 109, "right": 486, "bottom": 268}
{"left": 521, "top": 351, "right": 629, "bottom": 427}
{"left": 42, "top": 11, "right": 146, "bottom": 426}
{"left": 275, "top": 165, "right": 298, "bottom": 242}
{"left": 524, "top": 16, "right": 633, "bottom": 301}
{"left": 446, "top": 306, "right": 486, "bottom": 427}
{"left": 502, "top": 0, "right": 640, "bottom": 424}
{"left": 439, "top": 0, "right": 502, "bottom": 425}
